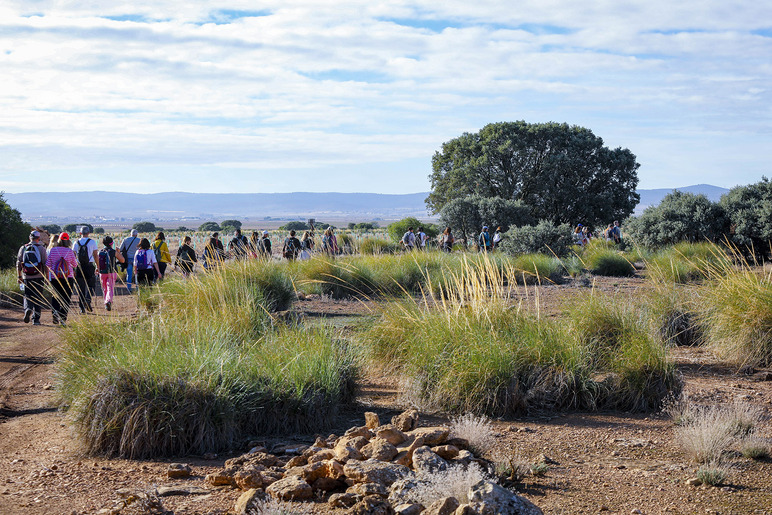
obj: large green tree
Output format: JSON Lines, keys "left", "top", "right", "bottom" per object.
{"left": 427, "top": 121, "right": 640, "bottom": 227}
{"left": 0, "top": 193, "right": 32, "bottom": 269}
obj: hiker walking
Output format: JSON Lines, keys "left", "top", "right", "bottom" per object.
{"left": 229, "top": 229, "right": 250, "bottom": 260}
{"left": 492, "top": 226, "right": 503, "bottom": 250}
{"left": 322, "top": 228, "right": 338, "bottom": 256}
{"left": 174, "top": 236, "right": 198, "bottom": 277}
{"left": 573, "top": 224, "right": 588, "bottom": 246}
{"left": 258, "top": 231, "right": 272, "bottom": 259}
{"left": 202, "top": 232, "right": 226, "bottom": 270}
{"left": 282, "top": 230, "right": 301, "bottom": 261}
{"left": 440, "top": 227, "right": 454, "bottom": 253}
{"left": 299, "top": 231, "right": 314, "bottom": 260}
{"left": 46, "top": 232, "right": 77, "bottom": 325}
{"left": 119, "top": 229, "right": 140, "bottom": 292}
{"left": 73, "top": 227, "right": 98, "bottom": 313}
{"left": 98, "top": 236, "right": 125, "bottom": 311}
{"left": 16, "top": 230, "right": 48, "bottom": 325}
{"left": 249, "top": 231, "right": 260, "bottom": 258}
{"left": 151, "top": 232, "right": 171, "bottom": 279}
{"left": 416, "top": 227, "right": 427, "bottom": 250}
{"left": 134, "top": 238, "right": 161, "bottom": 286}
{"left": 610, "top": 220, "right": 622, "bottom": 244}
{"left": 401, "top": 227, "right": 416, "bottom": 251}
{"left": 478, "top": 226, "right": 492, "bottom": 252}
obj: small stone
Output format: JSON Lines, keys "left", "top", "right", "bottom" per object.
{"left": 314, "top": 437, "right": 329, "bottom": 448}
{"left": 285, "top": 455, "right": 307, "bottom": 468}
{"left": 432, "top": 445, "right": 459, "bottom": 460}
{"left": 234, "top": 464, "right": 268, "bottom": 490}
{"left": 206, "top": 468, "right": 237, "bottom": 487}
{"left": 308, "top": 449, "right": 336, "bottom": 463}
{"left": 412, "top": 446, "right": 448, "bottom": 474}
{"left": 350, "top": 494, "right": 396, "bottom": 515}
{"left": 365, "top": 412, "right": 381, "bottom": 429}
{"left": 265, "top": 476, "right": 313, "bottom": 501}
{"left": 233, "top": 488, "right": 261, "bottom": 515}
{"left": 156, "top": 485, "right": 209, "bottom": 497}
{"left": 396, "top": 503, "right": 425, "bottom": 515}
{"left": 345, "top": 426, "right": 374, "bottom": 439}
{"left": 535, "top": 454, "right": 558, "bottom": 465}
{"left": 377, "top": 425, "right": 408, "bottom": 446}
{"left": 166, "top": 463, "right": 191, "bottom": 479}
{"left": 362, "top": 438, "right": 399, "bottom": 462}
{"left": 686, "top": 478, "right": 702, "bottom": 487}
{"left": 391, "top": 409, "right": 420, "bottom": 432}
{"left": 344, "top": 459, "right": 411, "bottom": 486}
{"left": 454, "top": 505, "right": 478, "bottom": 515}
{"left": 348, "top": 482, "right": 389, "bottom": 497}
{"left": 408, "top": 427, "right": 450, "bottom": 446}
{"left": 335, "top": 444, "right": 363, "bottom": 462}
{"left": 202, "top": 452, "right": 217, "bottom": 460}
{"left": 631, "top": 510, "right": 642, "bottom": 515}
{"left": 468, "top": 480, "right": 542, "bottom": 515}
{"left": 329, "top": 492, "right": 360, "bottom": 508}
{"left": 425, "top": 496, "right": 460, "bottom": 515}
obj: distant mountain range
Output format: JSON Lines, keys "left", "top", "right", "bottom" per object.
{"left": 6, "top": 184, "right": 730, "bottom": 223}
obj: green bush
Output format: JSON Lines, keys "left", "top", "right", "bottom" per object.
{"left": 720, "top": 177, "right": 772, "bottom": 258}
{"left": 0, "top": 193, "right": 32, "bottom": 270}
{"left": 625, "top": 191, "right": 728, "bottom": 248}
{"left": 500, "top": 221, "right": 574, "bottom": 257}
{"left": 646, "top": 242, "right": 730, "bottom": 283}
{"left": 644, "top": 286, "right": 703, "bottom": 347}
{"left": 510, "top": 253, "right": 564, "bottom": 284}
{"left": 387, "top": 217, "right": 439, "bottom": 242}
{"left": 582, "top": 245, "right": 635, "bottom": 277}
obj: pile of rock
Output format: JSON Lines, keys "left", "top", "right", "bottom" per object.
{"left": 204, "top": 410, "right": 542, "bottom": 515}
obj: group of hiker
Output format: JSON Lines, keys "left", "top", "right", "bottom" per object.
{"left": 573, "top": 220, "right": 623, "bottom": 246}
{"left": 401, "top": 225, "right": 504, "bottom": 253}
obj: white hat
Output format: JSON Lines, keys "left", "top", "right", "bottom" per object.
{"left": 262, "top": 230, "right": 269, "bottom": 236}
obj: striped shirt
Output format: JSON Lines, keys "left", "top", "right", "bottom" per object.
{"left": 46, "top": 247, "right": 78, "bottom": 280}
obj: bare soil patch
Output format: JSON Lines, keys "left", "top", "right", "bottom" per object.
{"left": 1, "top": 277, "right": 771, "bottom": 514}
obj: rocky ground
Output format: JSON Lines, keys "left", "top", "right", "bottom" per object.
{"left": 1, "top": 275, "right": 771, "bottom": 514}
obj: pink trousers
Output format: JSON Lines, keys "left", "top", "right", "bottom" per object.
{"left": 100, "top": 273, "right": 117, "bottom": 305}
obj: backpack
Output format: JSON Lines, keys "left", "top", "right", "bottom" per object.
{"left": 322, "top": 235, "right": 330, "bottom": 250}
{"left": 479, "top": 232, "right": 490, "bottom": 248}
{"left": 22, "top": 244, "right": 42, "bottom": 275}
{"left": 98, "top": 248, "right": 115, "bottom": 274}
{"left": 135, "top": 249, "right": 149, "bottom": 270}
{"left": 402, "top": 232, "right": 412, "bottom": 245}
{"left": 53, "top": 255, "right": 71, "bottom": 279}
{"left": 152, "top": 241, "right": 163, "bottom": 262}
{"left": 77, "top": 238, "right": 92, "bottom": 268}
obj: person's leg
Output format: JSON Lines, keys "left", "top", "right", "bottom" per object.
{"left": 61, "top": 278, "right": 74, "bottom": 323}
{"left": 50, "top": 278, "right": 65, "bottom": 323}
{"left": 75, "top": 269, "right": 87, "bottom": 313}
{"left": 126, "top": 262, "right": 134, "bottom": 292}
{"left": 157, "top": 262, "right": 167, "bottom": 279}
{"left": 106, "top": 272, "right": 116, "bottom": 307}
{"left": 24, "top": 278, "right": 46, "bottom": 324}
{"left": 86, "top": 264, "right": 96, "bottom": 310}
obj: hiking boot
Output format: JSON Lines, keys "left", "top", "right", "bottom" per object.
{"left": 80, "top": 307, "right": 86, "bottom": 314}
{"left": 86, "top": 303, "right": 93, "bottom": 313}
{"left": 106, "top": 302, "right": 112, "bottom": 311}
{"left": 23, "top": 310, "right": 31, "bottom": 324}
{"left": 32, "top": 320, "right": 41, "bottom": 326}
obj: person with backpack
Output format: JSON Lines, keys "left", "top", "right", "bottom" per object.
{"left": 151, "top": 232, "right": 171, "bottom": 279}
{"left": 249, "top": 231, "right": 260, "bottom": 258}
{"left": 610, "top": 220, "right": 622, "bottom": 244}
{"left": 258, "top": 230, "right": 273, "bottom": 259}
{"left": 478, "top": 226, "right": 492, "bottom": 252}
{"left": 202, "top": 232, "right": 226, "bottom": 270}
{"left": 72, "top": 227, "right": 98, "bottom": 314}
{"left": 134, "top": 238, "right": 161, "bottom": 286}
{"left": 299, "top": 231, "right": 314, "bottom": 260}
{"left": 282, "top": 230, "right": 301, "bottom": 261}
{"left": 119, "top": 229, "right": 140, "bottom": 292}
{"left": 416, "top": 227, "right": 427, "bottom": 251}
{"left": 16, "top": 230, "right": 48, "bottom": 325}
{"left": 492, "top": 226, "right": 503, "bottom": 250}
{"left": 321, "top": 228, "right": 339, "bottom": 256}
{"left": 229, "top": 229, "right": 250, "bottom": 260}
{"left": 98, "top": 236, "right": 125, "bottom": 311}
{"left": 401, "top": 227, "right": 416, "bottom": 251}
{"left": 440, "top": 227, "right": 455, "bottom": 253}
{"left": 174, "top": 236, "right": 198, "bottom": 277}
{"left": 45, "top": 232, "right": 78, "bottom": 325}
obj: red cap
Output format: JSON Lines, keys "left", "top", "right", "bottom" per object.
{"left": 59, "top": 232, "right": 70, "bottom": 241}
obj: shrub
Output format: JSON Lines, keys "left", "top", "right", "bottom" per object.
{"left": 500, "top": 221, "right": 574, "bottom": 257}
{"left": 132, "top": 221, "right": 157, "bottom": 233}
{"left": 449, "top": 414, "right": 496, "bottom": 456}
{"left": 697, "top": 260, "right": 772, "bottom": 367}
{"left": 582, "top": 246, "right": 635, "bottom": 277}
{"left": 720, "top": 177, "right": 772, "bottom": 257}
{"left": 359, "top": 238, "right": 399, "bottom": 255}
{"left": 644, "top": 287, "right": 703, "bottom": 347}
{"left": 740, "top": 437, "right": 770, "bottom": 460}
{"left": 696, "top": 464, "right": 728, "bottom": 487}
{"left": 0, "top": 192, "right": 32, "bottom": 269}
{"left": 624, "top": 191, "right": 728, "bottom": 248}
{"left": 387, "top": 217, "right": 438, "bottom": 242}
{"left": 674, "top": 401, "right": 760, "bottom": 464}
{"left": 198, "top": 221, "right": 221, "bottom": 232}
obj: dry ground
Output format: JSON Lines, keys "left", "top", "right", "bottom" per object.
{"left": 1, "top": 273, "right": 771, "bottom": 515}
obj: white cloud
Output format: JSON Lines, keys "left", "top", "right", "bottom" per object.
{"left": 0, "top": 1, "right": 770, "bottom": 193}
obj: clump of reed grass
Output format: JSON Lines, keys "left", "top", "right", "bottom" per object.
{"left": 740, "top": 437, "right": 770, "bottom": 460}
{"left": 400, "top": 463, "right": 488, "bottom": 505}
{"left": 643, "top": 286, "right": 703, "bottom": 347}
{"left": 580, "top": 241, "right": 636, "bottom": 277}
{"left": 696, "top": 255, "right": 772, "bottom": 367}
{"left": 510, "top": 253, "right": 564, "bottom": 284}
{"left": 0, "top": 268, "right": 22, "bottom": 296}
{"left": 646, "top": 242, "right": 730, "bottom": 284}
{"left": 359, "top": 238, "right": 399, "bottom": 255}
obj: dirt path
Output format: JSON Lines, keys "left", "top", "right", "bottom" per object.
{"left": 1, "top": 285, "right": 771, "bottom": 514}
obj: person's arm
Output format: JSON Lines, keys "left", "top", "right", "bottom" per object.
{"left": 16, "top": 247, "right": 23, "bottom": 283}
{"left": 116, "top": 249, "right": 125, "bottom": 264}
{"left": 91, "top": 241, "right": 99, "bottom": 264}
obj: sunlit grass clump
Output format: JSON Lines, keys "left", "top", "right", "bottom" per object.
{"left": 509, "top": 253, "right": 564, "bottom": 284}
{"left": 363, "top": 263, "right": 678, "bottom": 415}
{"left": 646, "top": 242, "right": 730, "bottom": 284}
{"left": 697, "top": 258, "right": 772, "bottom": 367}
{"left": 58, "top": 260, "right": 356, "bottom": 459}
{"left": 579, "top": 241, "right": 635, "bottom": 277}
{"left": 359, "top": 238, "right": 399, "bottom": 255}
{"left": 643, "top": 285, "right": 703, "bottom": 347}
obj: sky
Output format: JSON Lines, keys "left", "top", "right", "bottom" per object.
{"left": 1, "top": 1, "right": 770, "bottom": 194}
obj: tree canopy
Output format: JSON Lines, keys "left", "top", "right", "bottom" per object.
{"left": 198, "top": 221, "right": 221, "bottom": 233}
{"left": 720, "top": 177, "right": 772, "bottom": 252}
{"left": 133, "top": 221, "right": 157, "bottom": 233}
{"left": 427, "top": 121, "right": 640, "bottom": 227}
{"left": 0, "top": 193, "right": 32, "bottom": 269}
{"left": 387, "top": 217, "right": 438, "bottom": 242}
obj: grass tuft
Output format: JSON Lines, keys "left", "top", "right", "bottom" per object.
{"left": 449, "top": 414, "right": 496, "bottom": 456}
{"left": 696, "top": 464, "right": 728, "bottom": 487}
